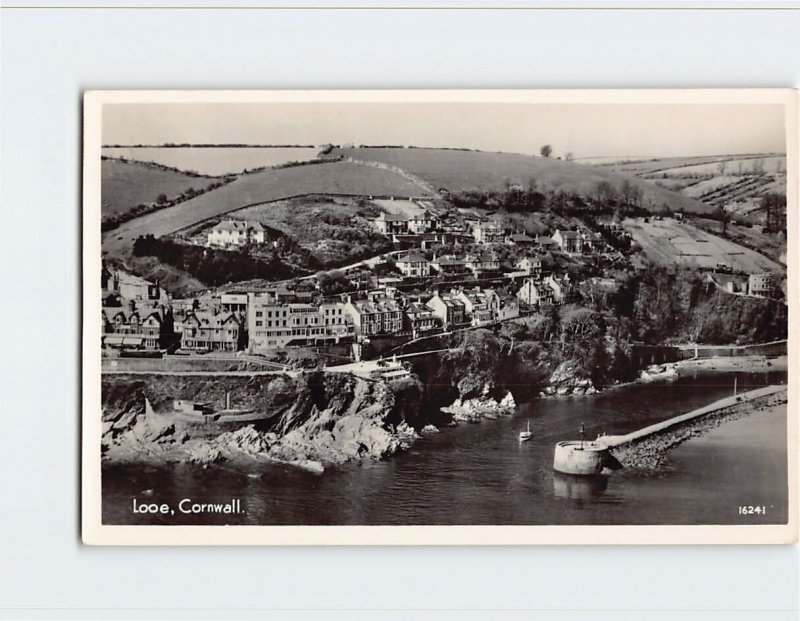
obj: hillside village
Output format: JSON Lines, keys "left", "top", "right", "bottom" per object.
{"left": 101, "top": 196, "right": 785, "bottom": 364}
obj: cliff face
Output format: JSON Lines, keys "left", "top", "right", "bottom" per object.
{"left": 101, "top": 372, "right": 422, "bottom": 470}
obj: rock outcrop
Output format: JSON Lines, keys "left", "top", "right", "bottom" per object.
{"left": 540, "top": 362, "right": 598, "bottom": 397}
{"left": 441, "top": 385, "right": 516, "bottom": 424}
{"left": 101, "top": 372, "right": 423, "bottom": 471}
{"left": 639, "top": 363, "right": 679, "bottom": 383}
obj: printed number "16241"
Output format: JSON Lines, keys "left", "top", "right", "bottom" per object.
{"left": 738, "top": 505, "right": 767, "bottom": 515}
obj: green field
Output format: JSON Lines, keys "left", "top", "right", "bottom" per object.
{"left": 590, "top": 154, "right": 787, "bottom": 223}
{"left": 334, "top": 147, "right": 712, "bottom": 215}
{"left": 590, "top": 154, "right": 784, "bottom": 176}
{"left": 101, "top": 158, "right": 217, "bottom": 217}
{"left": 102, "top": 159, "right": 435, "bottom": 261}
{"left": 624, "top": 217, "right": 782, "bottom": 273}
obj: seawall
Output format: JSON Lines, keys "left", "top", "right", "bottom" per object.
{"left": 602, "top": 384, "right": 786, "bottom": 448}
{"left": 607, "top": 384, "right": 788, "bottom": 470}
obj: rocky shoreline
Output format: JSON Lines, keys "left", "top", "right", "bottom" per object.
{"left": 612, "top": 388, "right": 787, "bottom": 470}
{"left": 100, "top": 353, "right": 786, "bottom": 473}
{"left": 101, "top": 372, "right": 423, "bottom": 473}
{"left": 440, "top": 389, "right": 516, "bottom": 424}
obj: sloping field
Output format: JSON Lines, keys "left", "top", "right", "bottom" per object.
{"left": 102, "top": 158, "right": 217, "bottom": 216}
{"left": 624, "top": 218, "right": 781, "bottom": 273}
{"left": 334, "top": 147, "right": 712, "bottom": 215}
{"left": 594, "top": 153, "right": 787, "bottom": 224}
{"left": 592, "top": 154, "right": 783, "bottom": 176}
{"left": 102, "top": 159, "right": 434, "bottom": 259}
{"left": 682, "top": 175, "right": 740, "bottom": 199}
{"left": 645, "top": 156, "right": 785, "bottom": 177}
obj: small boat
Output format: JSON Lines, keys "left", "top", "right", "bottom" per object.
{"left": 518, "top": 421, "right": 532, "bottom": 442}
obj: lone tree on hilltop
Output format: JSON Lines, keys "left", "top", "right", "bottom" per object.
{"left": 540, "top": 144, "right": 553, "bottom": 158}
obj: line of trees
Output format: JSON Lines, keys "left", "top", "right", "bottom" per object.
{"left": 132, "top": 235, "right": 303, "bottom": 286}
{"left": 761, "top": 192, "right": 787, "bottom": 234}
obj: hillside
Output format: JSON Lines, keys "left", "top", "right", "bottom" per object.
{"left": 623, "top": 217, "right": 782, "bottom": 273}
{"left": 101, "top": 158, "right": 218, "bottom": 217}
{"left": 102, "top": 159, "right": 435, "bottom": 261}
{"left": 591, "top": 153, "right": 787, "bottom": 221}
{"left": 332, "top": 147, "right": 712, "bottom": 215}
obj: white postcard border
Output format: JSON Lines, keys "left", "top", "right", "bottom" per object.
{"left": 82, "top": 88, "right": 798, "bottom": 546}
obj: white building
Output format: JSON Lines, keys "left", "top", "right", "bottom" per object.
{"left": 454, "top": 288, "right": 500, "bottom": 326}
{"left": 545, "top": 274, "right": 571, "bottom": 304}
{"left": 517, "top": 277, "right": 549, "bottom": 307}
{"left": 748, "top": 272, "right": 777, "bottom": 298}
{"left": 426, "top": 293, "right": 467, "bottom": 328}
{"left": 395, "top": 250, "right": 430, "bottom": 277}
{"left": 464, "top": 252, "right": 500, "bottom": 276}
{"left": 246, "top": 292, "right": 351, "bottom": 350}
{"left": 471, "top": 222, "right": 505, "bottom": 244}
{"left": 515, "top": 256, "right": 542, "bottom": 275}
{"left": 207, "top": 220, "right": 265, "bottom": 248}
{"left": 552, "top": 229, "right": 581, "bottom": 253}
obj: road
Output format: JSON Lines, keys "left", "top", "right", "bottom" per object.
{"left": 298, "top": 250, "right": 405, "bottom": 280}
{"left": 101, "top": 369, "right": 296, "bottom": 377}
{"left": 325, "top": 348, "right": 455, "bottom": 377}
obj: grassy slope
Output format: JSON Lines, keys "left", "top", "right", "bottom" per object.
{"left": 102, "top": 159, "right": 434, "bottom": 261}
{"left": 101, "top": 159, "right": 215, "bottom": 217}
{"left": 624, "top": 218, "right": 782, "bottom": 273}
{"left": 334, "top": 147, "right": 712, "bottom": 215}
{"left": 594, "top": 154, "right": 785, "bottom": 176}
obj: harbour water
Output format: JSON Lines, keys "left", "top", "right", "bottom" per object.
{"left": 102, "top": 146, "right": 321, "bottom": 176}
{"left": 102, "top": 370, "right": 788, "bottom": 526}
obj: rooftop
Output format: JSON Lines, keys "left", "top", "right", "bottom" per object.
{"left": 508, "top": 233, "right": 534, "bottom": 242}
{"left": 397, "top": 251, "right": 428, "bottom": 263}
{"left": 433, "top": 255, "right": 465, "bottom": 266}
{"left": 211, "top": 219, "right": 263, "bottom": 233}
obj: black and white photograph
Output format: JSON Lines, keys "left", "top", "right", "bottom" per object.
{"left": 82, "top": 90, "right": 797, "bottom": 544}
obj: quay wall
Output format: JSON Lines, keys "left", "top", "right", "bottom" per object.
{"left": 603, "top": 384, "right": 786, "bottom": 449}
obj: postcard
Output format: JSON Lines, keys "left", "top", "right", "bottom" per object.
{"left": 82, "top": 89, "right": 797, "bottom": 544}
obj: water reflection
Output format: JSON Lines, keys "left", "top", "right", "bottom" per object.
{"left": 552, "top": 472, "right": 610, "bottom": 500}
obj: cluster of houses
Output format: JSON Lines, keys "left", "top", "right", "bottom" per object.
{"left": 101, "top": 204, "right": 613, "bottom": 355}
{"left": 394, "top": 250, "right": 500, "bottom": 279}
{"left": 368, "top": 200, "right": 614, "bottom": 257}
{"left": 101, "top": 260, "right": 554, "bottom": 355}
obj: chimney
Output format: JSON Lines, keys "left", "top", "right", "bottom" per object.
{"left": 226, "top": 391, "right": 231, "bottom": 410}
{"left": 128, "top": 299, "right": 136, "bottom": 313}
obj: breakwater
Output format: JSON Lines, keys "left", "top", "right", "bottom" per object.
{"left": 607, "top": 384, "right": 787, "bottom": 469}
